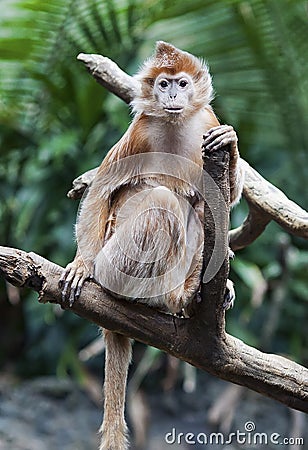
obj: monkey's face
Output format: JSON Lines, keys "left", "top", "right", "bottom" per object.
{"left": 153, "top": 72, "right": 195, "bottom": 120}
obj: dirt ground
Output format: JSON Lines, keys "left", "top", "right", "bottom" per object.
{"left": 0, "top": 374, "right": 306, "bottom": 450}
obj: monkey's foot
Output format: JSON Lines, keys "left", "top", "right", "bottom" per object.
{"left": 202, "top": 124, "right": 238, "bottom": 153}
{"left": 228, "top": 247, "right": 235, "bottom": 260}
{"left": 59, "top": 256, "right": 93, "bottom": 307}
{"left": 223, "top": 279, "right": 235, "bottom": 310}
{"left": 165, "top": 284, "right": 192, "bottom": 315}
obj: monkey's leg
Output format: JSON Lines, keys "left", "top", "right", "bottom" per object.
{"left": 184, "top": 268, "right": 235, "bottom": 312}
{"left": 99, "top": 330, "right": 132, "bottom": 450}
{"left": 97, "top": 187, "right": 189, "bottom": 450}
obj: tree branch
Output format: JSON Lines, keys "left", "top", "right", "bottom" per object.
{"left": 230, "top": 160, "right": 308, "bottom": 250}
{"left": 0, "top": 245, "right": 307, "bottom": 412}
{"left": 77, "top": 53, "right": 139, "bottom": 104}
{"left": 199, "top": 149, "right": 230, "bottom": 335}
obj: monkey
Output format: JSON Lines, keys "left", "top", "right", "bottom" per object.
{"left": 59, "top": 41, "right": 244, "bottom": 450}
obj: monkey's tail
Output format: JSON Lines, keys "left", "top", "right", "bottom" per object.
{"left": 99, "top": 330, "right": 132, "bottom": 450}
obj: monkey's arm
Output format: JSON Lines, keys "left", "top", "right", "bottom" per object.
{"left": 59, "top": 168, "right": 110, "bottom": 306}
{"left": 59, "top": 125, "right": 145, "bottom": 305}
{"left": 202, "top": 125, "right": 243, "bottom": 205}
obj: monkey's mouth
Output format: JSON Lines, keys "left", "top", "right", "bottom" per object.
{"left": 164, "top": 107, "right": 184, "bottom": 113}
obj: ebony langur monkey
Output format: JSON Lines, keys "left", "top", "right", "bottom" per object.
{"left": 60, "top": 41, "right": 244, "bottom": 450}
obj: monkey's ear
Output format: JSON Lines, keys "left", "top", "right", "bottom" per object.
{"left": 144, "top": 77, "right": 155, "bottom": 87}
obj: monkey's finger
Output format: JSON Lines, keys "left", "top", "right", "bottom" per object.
{"left": 62, "top": 278, "right": 74, "bottom": 302}
{"left": 228, "top": 248, "right": 235, "bottom": 259}
{"left": 59, "top": 268, "right": 69, "bottom": 287}
{"left": 69, "top": 289, "right": 77, "bottom": 308}
{"left": 203, "top": 124, "right": 233, "bottom": 139}
{"left": 69, "top": 288, "right": 78, "bottom": 308}
{"left": 60, "top": 267, "right": 77, "bottom": 301}
{"left": 59, "top": 263, "right": 77, "bottom": 286}
{"left": 202, "top": 132, "right": 230, "bottom": 149}
{"left": 202, "top": 126, "right": 235, "bottom": 146}
{"left": 68, "top": 270, "right": 89, "bottom": 306}
{"left": 204, "top": 131, "right": 237, "bottom": 151}
{"left": 69, "top": 280, "right": 85, "bottom": 307}
{"left": 210, "top": 124, "right": 233, "bottom": 133}
{"left": 223, "top": 280, "right": 235, "bottom": 310}
{"left": 74, "top": 273, "right": 89, "bottom": 300}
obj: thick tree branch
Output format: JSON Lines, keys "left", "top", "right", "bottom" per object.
{"left": 199, "top": 149, "right": 230, "bottom": 335}
{"left": 0, "top": 245, "right": 307, "bottom": 412}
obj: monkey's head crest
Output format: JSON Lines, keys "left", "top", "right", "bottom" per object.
{"left": 140, "top": 41, "right": 209, "bottom": 82}
{"left": 132, "top": 41, "right": 214, "bottom": 117}
{"left": 154, "top": 41, "right": 202, "bottom": 74}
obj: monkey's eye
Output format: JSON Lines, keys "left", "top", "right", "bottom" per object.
{"left": 179, "top": 79, "right": 188, "bottom": 88}
{"left": 159, "top": 79, "right": 169, "bottom": 89}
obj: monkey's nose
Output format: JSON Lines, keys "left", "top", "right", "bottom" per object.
{"left": 169, "top": 85, "right": 177, "bottom": 99}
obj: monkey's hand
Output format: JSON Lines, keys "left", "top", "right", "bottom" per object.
{"left": 202, "top": 124, "right": 242, "bottom": 206}
{"left": 202, "top": 125, "right": 238, "bottom": 156}
{"left": 59, "top": 256, "right": 94, "bottom": 307}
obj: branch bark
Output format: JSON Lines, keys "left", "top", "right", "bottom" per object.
{"left": 0, "top": 246, "right": 307, "bottom": 412}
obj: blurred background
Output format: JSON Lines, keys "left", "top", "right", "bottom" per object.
{"left": 0, "top": 0, "right": 307, "bottom": 449}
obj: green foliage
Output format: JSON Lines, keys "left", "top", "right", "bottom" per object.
{"left": 0, "top": 0, "right": 307, "bottom": 375}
